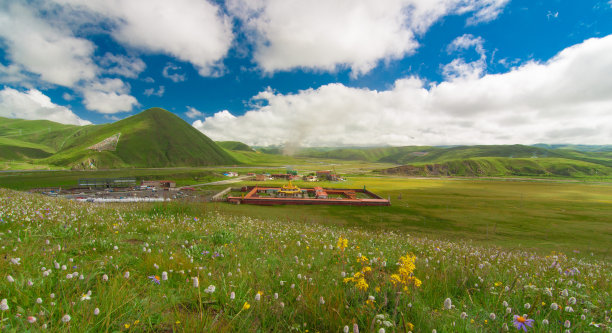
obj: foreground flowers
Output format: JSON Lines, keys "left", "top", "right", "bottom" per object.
{"left": 513, "top": 315, "right": 534, "bottom": 331}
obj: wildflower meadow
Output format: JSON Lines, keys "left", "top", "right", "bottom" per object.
{"left": 0, "top": 188, "right": 611, "bottom": 332}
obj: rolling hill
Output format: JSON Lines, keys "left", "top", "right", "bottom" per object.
{"left": 44, "top": 108, "right": 237, "bottom": 169}
{"left": 216, "top": 141, "right": 254, "bottom": 152}
{"left": 293, "top": 145, "right": 612, "bottom": 178}
{"left": 1, "top": 108, "right": 237, "bottom": 169}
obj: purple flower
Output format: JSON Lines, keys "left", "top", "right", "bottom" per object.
{"left": 148, "top": 275, "right": 161, "bottom": 284}
{"left": 513, "top": 315, "right": 534, "bottom": 331}
{"left": 201, "top": 250, "right": 210, "bottom": 256}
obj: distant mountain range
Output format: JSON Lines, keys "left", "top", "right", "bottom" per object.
{"left": 0, "top": 108, "right": 236, "bottom": 169}
{"left": 290, "top": 145, "right": 612, "bottom": 178}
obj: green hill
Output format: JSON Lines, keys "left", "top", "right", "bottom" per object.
{"left": 380, "top": 157, "right": 612, "bottom": 178}
{"left": 0, "top": 116, "right": 81, "bottom": 161}
{"left": 216, "top": 141, "right": 254, "bottom": 152}
{"left": 41, "top": 108, "right": 237, "bottom": 169}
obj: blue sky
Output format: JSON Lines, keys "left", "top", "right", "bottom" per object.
{"left": 1, "top": 0, "right": 612, "bottom": 146}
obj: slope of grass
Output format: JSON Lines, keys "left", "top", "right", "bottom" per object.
{"left": 216, "top": 141, "right": 254, "bottom": 152}
{"left": 44, "top": 108, "right": 237, "bottom": 169}
{"left": 0, "top": 188, "right": 610, "bottom": 332}
{"left": 380, "top": 157, "right": 612, "bottom": 178}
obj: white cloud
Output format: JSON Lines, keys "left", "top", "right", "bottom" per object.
{"left": 227, "top": 0, "right": 509, "bottom": 76}
{"left": 162, "top": 63, "right": 186, "bottom": 83}
{"left": 143, "top": 86, "right": 165, "bottom": 97}
{"left": 0, "top": 87, "right": 91, "bottom": 125}
{"left": 99, "top": 53, "right": 146, "bottom": 78}
{"left": 80, "top": 78, "right": 138, "bottom": 114}
{"left": 443, "top": 34, "right": 487, "bottom": 80}
{"left": 53, "top": 0, "right": 233, "bottom": 77}
{"left": 194, "top": 35, "right": 612, "bottom": 146}
{"left": 185, "top": 106, "right": 203, "bottom": 119}
{"left": 0, "top": 3, "right": 98, "bottom": 87}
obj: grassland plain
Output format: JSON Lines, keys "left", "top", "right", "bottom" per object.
{"left": 221, "top": 177, "right": 612, "bottom": 257}
{"left": 0, "top": 189, "right": 611, "bottom": 332}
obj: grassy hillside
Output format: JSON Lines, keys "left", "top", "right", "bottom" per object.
{"left": 216, "top": 141, "right": 254, "bottom": 152}
{"left": 0, "top": 117, "right": 82, "bottom": 161}
{"left": 43, "top": 108, "right": 237, "bottom": 169}
{"left": 380, "top": 157, "right": 612, "bottom": 178}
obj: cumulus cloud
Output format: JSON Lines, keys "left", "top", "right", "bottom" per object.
{"left": 99, "top": 53, "right": 146, "bottom": 78}
{"left": 0, "top": 2, "right": 98, "bottom": 87}
{"left": 162, "top": 64, "right": 186, "bottom": 83}
{"left": 0, "top": 87, "right": 91, "bottom": 125}
{"left": 227, "top": 0, "right": 509, "bottom": 76}
{"left": 185, "top": 106, "right": 203, "bottom": 119}
{"left": 194, "top": 35, "right": 612, "bottom": 146}
{"left": 443, "top": 34, "right": 487, "bottom": 80}
{"left": 53, "top": 0, "right": 233, "bottom": 77}
{"left": 80, "top": 78, "right": 138, "bottom": 114}
{"left": 143, "top": 86, "right": 165, "bottom": 97}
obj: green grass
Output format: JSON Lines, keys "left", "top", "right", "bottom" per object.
{"left": 0, "top": 188, "right": 610, "bottom": 332}
{"left": 216, "top": 141, "right": 254, "bottom": 152}
{"left": 217, "top": 176, "right": 612, "bottom": 257}
{"left": 0, "top": 168, "right": 228, "bottom": 190}
{"left": 44, "top": 108, "right": 237, "bottom": 169}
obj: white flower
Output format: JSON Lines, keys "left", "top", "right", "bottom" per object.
{"left": 319, "top": 296, "right": 325, "bottom": 305}
{"left": 444, "top": 298, "right": 452, "bottom": 310}
{"left": 568, "top": 297, "right": 576, "bottom": 305}
{"left": 36, "top": 298, "right": 42, "bottom": 304}
{"left": 161, "top": 271, "right": 168, "bottom": 281}
{"left": 102, "top": 274, "right": 108, "bottom": 281}
{"left": 542, "top": 319, "right": 549, "bottom": 325}
{"left": 489, "top": 313, "right": 496, "bottom": 320}
{"left": 94, "top": 308, "right": 100, "bottom": 316}
{"left": 27, "top": 316, "right": 36, "bottom": 323}
{"left": 506, "top": 307, "right": 512, "bottom": 314}
{"left": 581, "top": 314, "right": 586, "bottom": 320}
{"left": 551, "top": 303, "right": 559, "bottom": 310}
{"left": 353, "top": 323, "right": 359, "bottom": 333}
{"left": 561, "top": 289, "right": 569, "bottom": 297}
{"left": 343, "top": 325, "right": 349, "bottom": 333}
{"left": 124, "top": 271, "right": 130, "bottom": 279}
{"left": 378, "top": 328, "right": 385, "bottom": 333}
{"left": 255, "top": 293, "right": 261, "bottom": 301}
{"left": 274, "top": 293, "right": 278, "bottom": 299}
{"left": 192, "top": 277, "right": 199, "bottom": 288}
{"left": 460, "top": 312, "right": 468, "bottom": 319}
{"left": 502, "top": 301, "right": 508, "bottom": 307}
{"left": 50, "top": 293, "right": 55, "bottom": 298}
{"left": 1, "top": 299, "right": 9, "bottom": 311}
{"left": 6, "top": 275, "right": 14, "bottom": 283}
{"left": 62, "top": 314, "right": 71, "bottom": 323}
{"left": 113, "top": 245, "right": 118, "bottom": 250}
{"left": 204, "top": 285, "right": 215, "bottom": 293}
{"left": 80, "top": 293, "right": 91, "bottom": 301}
{"left": 564, "top": 320, "right": 571, "bottom": 328}
{"left": 230, "top": 292, "right": 235, "bottom": 300}
{"left": 524, "top": 303, "right": 531, "bottom": 309}
{"left": 10, "top": 258, "right": 20, "bottom": 265}
{"left": 564, "top": 306, "right": 574, "bottom": 312}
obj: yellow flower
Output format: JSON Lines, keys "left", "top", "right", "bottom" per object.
{"left": 175, "top": 320, "right": 180, "bottom": 324}
{"left": 337, "top": 236, "right": 348, "bottom": 251}
{"left": 470, "top": 319, "right": 475, "bottom": 324}
{"left": 124, "top": 323, "right": 130, "bottom": 329}
{"left": 242, "top": 302, "right": 251, "bottom": 310}
{"left": 375, "top": 287, "right": 381, "bottom": 293}
{"left": 494, "top": 282, "right": 502, "bottom": 287}
{"left": 407, "top": 322, "right": 414, "bottom": 330}
{"left": 134, "top": 320, "right": 139, "bottom": 325}
{"left": 485, "top": 320, "right": 488, "bottom": 324}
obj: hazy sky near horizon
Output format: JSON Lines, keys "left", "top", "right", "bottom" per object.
{"left": 1, "top": 0, "right": 612, "bottom": 146}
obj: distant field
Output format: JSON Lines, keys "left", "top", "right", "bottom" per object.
{"left": 216, "top": 176, "right": 612, "bottom": 257}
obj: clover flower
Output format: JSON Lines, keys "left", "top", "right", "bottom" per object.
{"left": 1, "top": 299, "right": 8, "bottom": 311}
{"left": 204, "top": 285, "right": 216, "bottom": 293}
{"left": 444, "top": 298, "right": 452, "bottom": 310}
{"left": 62, "top": 314, "right": 71, "bottom": 323}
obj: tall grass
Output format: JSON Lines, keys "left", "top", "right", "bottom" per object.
{"left": 1, "top": 189, "right": 610, "bottom": 332}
